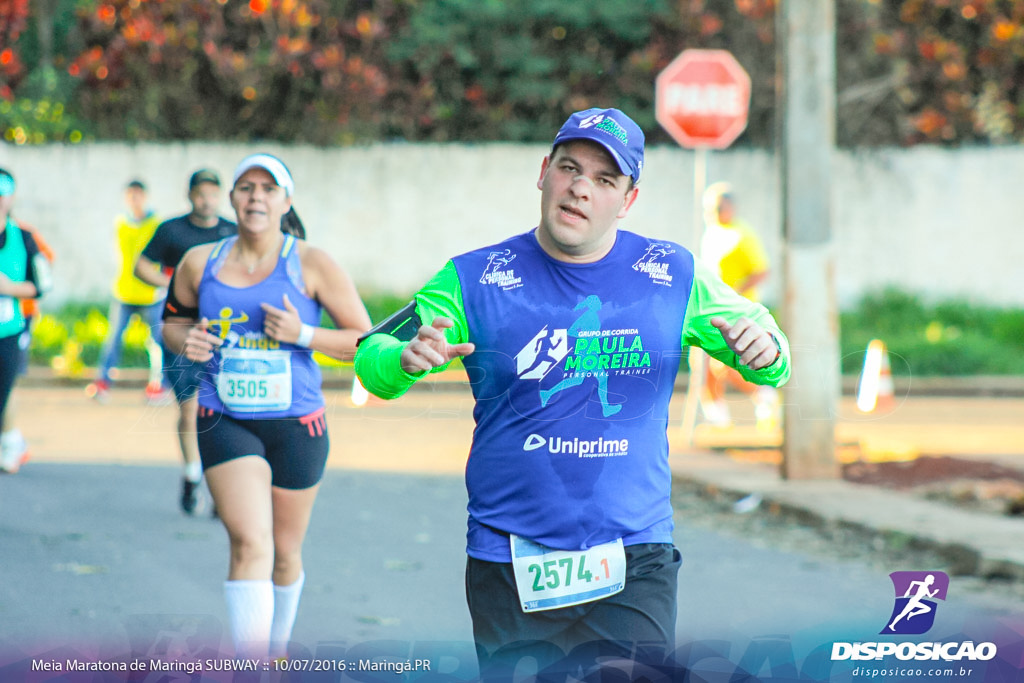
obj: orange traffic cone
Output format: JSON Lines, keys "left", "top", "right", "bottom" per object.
{"left": 856, "top": 339, "right": 895, "bottom": 413}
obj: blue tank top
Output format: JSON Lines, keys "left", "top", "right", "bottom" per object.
{"left": 197, "top": 235, "right": 324, "bottom": 419}
{"left": 453, "top": 230, "right": 696, "bottom": 561}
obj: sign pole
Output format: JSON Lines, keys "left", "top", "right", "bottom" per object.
{"left": 654, "top": 48, "right": 751, "bottom": 443}
{"left": 679, "top": 147, "right": 708, "bottom": 446}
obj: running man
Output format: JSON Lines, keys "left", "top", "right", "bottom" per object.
{"left": 134, "top": 169, "right": 237, "bottom": 514}
{"left": 538, "top": 294, "right": 621, "bottom": 416}
{"left": 355, "top": 108, "right": 791, "bottom": 677}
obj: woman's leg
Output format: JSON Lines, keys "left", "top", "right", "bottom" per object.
{"left": 205, "top": 456, "right": 275, "bottom": 658}
{"left": 268, "top": 483, "right": 321, "bottom": 657}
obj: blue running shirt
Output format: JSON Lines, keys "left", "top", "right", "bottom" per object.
{"left": 356, "top": 229, "right": 790, "bottom": 562}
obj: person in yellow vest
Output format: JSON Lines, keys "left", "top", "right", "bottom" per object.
{"left": 86, "top": 180, "right": 167, "bottom": 404}
{"left": 699, "top": 182, "right": 779, "bottom": 430}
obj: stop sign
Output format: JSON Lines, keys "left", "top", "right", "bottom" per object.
{"left": 656, "top": 49, "right": 751, "bottom": 149}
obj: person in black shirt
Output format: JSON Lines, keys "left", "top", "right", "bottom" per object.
{"left": 133, "top": 169, "right": 237, "bottom": 514}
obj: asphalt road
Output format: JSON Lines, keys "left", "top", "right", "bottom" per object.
{"left": 1, "top": 386, "right": 1023, "bottom": 681}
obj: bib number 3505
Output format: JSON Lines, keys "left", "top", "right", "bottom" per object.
{"left": 216, "top": 348, "right": 292, "bottom": 412}
{"left": 510, "top": 535, "right": 626, "bottom": 613}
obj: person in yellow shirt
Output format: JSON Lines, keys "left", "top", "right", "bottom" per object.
{"left": 700, "top": 182, "right": 779, "bottom": 429}
{"left": 87, "top": 180, "right": 167, "bottom": 404}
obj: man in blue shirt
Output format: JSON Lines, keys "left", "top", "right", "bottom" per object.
{"left": 355, "top": 108, "right": 791, "bottom": 678}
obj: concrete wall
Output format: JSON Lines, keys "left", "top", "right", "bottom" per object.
{"left": 3, "top": 141, "right": 1022, "bottom": 311}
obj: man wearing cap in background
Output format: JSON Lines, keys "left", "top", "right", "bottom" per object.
{"left": 355, "top": 108, "right": 792, "bottom": 678}
{"left": 135, "top": 169, "right": 236, "bottom": 515}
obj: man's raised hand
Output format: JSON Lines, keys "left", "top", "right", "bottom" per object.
{"left": 400, "top": 316, "right": 476, "bottom": 374}
{"left": 710, "top": 316, "right": 779, "bottom": 370}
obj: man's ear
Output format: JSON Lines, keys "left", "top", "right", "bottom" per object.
{"left": 617, "top": 186, "right": 640, "bottom": 220}
{"left": 537, "top": 155, "right": 552, "bottom": 191}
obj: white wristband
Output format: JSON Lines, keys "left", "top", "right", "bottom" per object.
{"left": 296, "top": 323, "right": 315, "bottom": 348}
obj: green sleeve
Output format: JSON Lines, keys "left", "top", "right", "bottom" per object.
{"left": 682, "top": 258, "right": 791, "bottom": 387}
{"left": 354, "top": 260, "right": 469, "bottom": 400}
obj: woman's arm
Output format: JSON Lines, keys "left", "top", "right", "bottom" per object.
{"left": 162, "top": 246, "right": 222, "bottom": 361}
{"left": 260, "top": 245, "right": 371, "bottom": 361}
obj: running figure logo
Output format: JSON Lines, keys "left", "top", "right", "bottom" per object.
{"left": 516, "top": 326, "right": 569, "bottom": 381}
{"left": 537, "top": 295, "right": 622, "bottom": 417}
{"left": 631, "top": 242, "right": 675, "bottom": 271}
{"left": 881, "top": 571, "right": 949, "bottom": 635}
{"left": 480, "top": 249, "right": 517, "bottom": 284}
{"left": 632, "top": 242, "right": 676, "bottom": 285}
{"left": 209, "top": 306, "right": 249, "bottom": 339}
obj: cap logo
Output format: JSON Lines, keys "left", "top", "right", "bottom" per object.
{"left": 578, "top": 114, "right": 629, "bottom": 146}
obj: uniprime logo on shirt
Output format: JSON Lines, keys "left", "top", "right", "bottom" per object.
{"left": 882, "top": 571, "right": 949, "bottom": 635}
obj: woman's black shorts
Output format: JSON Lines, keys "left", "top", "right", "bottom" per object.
{"left": 196, "top": 407, "right": 329, "bottom": 490}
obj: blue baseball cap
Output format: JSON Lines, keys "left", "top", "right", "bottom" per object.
{"left": 0, "top": 170, "right": 14, "bottom": 197}
{"left": 551, "top": 108, "right": 645, "bottom": 183}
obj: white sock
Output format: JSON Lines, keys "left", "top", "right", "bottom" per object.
{"left": 1, "top": 429, "right": 24, "bottom": 449}
{"left": 270, "top": 571, "right": 305, "bottom": 658}
{"left": 184, "top": 461, "right": 202, "bottom": 483}
{"left": 223, "top": 579, "right": 274, "bottom": 659}
{"left": 145, "top": 336, "right": 164, "bottom": 386}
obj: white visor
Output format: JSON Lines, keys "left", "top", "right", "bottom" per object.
{"left": 232, "top": 153, "right": 295, "bottom": 197}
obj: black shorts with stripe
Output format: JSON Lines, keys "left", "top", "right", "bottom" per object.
{"left": 196, "top": 407, "right": 329, "bottom": 490}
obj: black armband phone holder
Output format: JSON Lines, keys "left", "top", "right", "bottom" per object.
{"left": 162, "top": 274, "right": 199, "bottom": 320}
{"left": 356, "top": 301, "right": 422, "bottom": 347}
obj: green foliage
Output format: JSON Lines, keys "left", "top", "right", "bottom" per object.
{"left": 0, "top": 92, "right": 88, "bottom": 144}
{"left": 359, "top": 290, "right": 414, "bottom": 325}
{"left": 840, "top": 288, "right": 1024, "bottom": 376}
{"left": 383, "top": 0, "right": 678, "bottom": 142}
{"left": 32, "top": 304, "right": 150, "bottom": 369}
{"left": 8, "top": 0, "right": 1022, "bottom": 146}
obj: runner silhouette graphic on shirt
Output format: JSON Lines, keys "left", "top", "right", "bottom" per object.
{"left": 887, "top": 574, "right": 938, "bottom": 632}
{"left": 539, "top": 295, "right": 621, "bottom": 417}
{"left": 518, "top": 327, "right": 566, "bottom": 380}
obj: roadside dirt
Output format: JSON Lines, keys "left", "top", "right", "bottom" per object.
{"left": 843, "top": 456, "right": 1024, "bottom": 517}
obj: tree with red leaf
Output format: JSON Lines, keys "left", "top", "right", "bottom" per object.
{"left": 0, "top": 0, "right": 31, "bottom": 99}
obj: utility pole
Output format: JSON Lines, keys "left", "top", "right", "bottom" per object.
{"left": 777, "top": 0, "right": 841, "bottom": 479}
